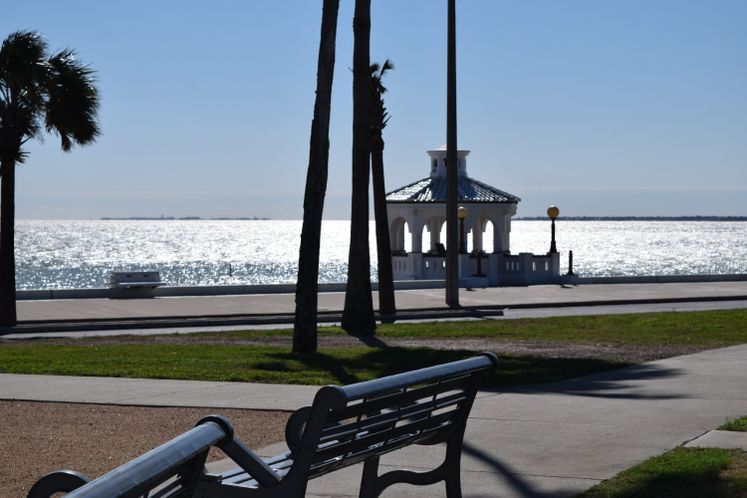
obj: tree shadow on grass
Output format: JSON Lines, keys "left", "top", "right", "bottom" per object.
{"left": 265, "top": 348, "right": 476, "bottom": 385}
{"left": 264, "top": 347, "right": 638, "bottom": 390}
{"left": 348, "top": 332, "right": 390, "bottom": 349}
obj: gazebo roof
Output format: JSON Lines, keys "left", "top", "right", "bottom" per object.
{"left": 386, "top": 176, "right": 520, "bottom": 204}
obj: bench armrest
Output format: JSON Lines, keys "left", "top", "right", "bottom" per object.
{"left": 58, "top": 420, "right": 228, "bottom": 498}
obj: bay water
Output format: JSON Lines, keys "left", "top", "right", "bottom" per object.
{"left": 16, "top": 219, "right": 747, "bottom": 290}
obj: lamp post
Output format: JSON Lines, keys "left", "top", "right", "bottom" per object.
{"left": 458, "top": 206, "right": 467, "bottom": 254}
{"left": 547, "top": 205, "right": 559, "bottom": 254}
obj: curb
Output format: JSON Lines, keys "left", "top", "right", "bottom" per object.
{"left": 2, "top": 307, "right": 505, "bottom": 335}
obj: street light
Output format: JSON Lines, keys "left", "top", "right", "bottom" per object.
{"left": 547, "top": 205, "right": 559, "bottom": 254}
{"left": 458, "top": 206, "right": 468, "bottom": 254}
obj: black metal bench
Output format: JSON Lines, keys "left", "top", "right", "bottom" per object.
{"left": 28, "top": 353, "right": 498, "bottom": 498}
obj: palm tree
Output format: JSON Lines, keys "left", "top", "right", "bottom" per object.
{"left": 370, "top": 59, "right": 395, "bottom": 317}
{"left": 341, "top": 0, "right": 375, "bottom": 335}
{"left": 0, "top": 31, "right": 100, "bottom": 326}
{"left": 445, "top": 0, "right": 460, "bottom": 308}
{"left": 293, "top": 0, "right": 340, "bottom": 353}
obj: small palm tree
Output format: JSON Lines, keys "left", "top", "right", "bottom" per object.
{"left": 0, "top": 31, "right": 100, "bottom": 326}
{"left": 370, "top": 60, "right": 395, "bottom": 316}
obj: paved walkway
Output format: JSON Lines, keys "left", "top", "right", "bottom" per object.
{"left": 12, "top": 281, "right": 747, "bottom": 326}
{"left": 2, "top": 343, "right": 746, "bottom": 497}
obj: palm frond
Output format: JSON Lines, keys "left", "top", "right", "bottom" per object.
{"left": 0, "top": 31, "right": 49, "bottom": 162}
{"left": 369, "top": 59, "right": 394, "bottom": 133}
{"left": 0, "top": 31, "right": 48, "bottom": 109}
{"left": 45, "top": 48, "right": 101, "bottom": 151}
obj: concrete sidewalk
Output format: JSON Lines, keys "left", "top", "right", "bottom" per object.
{"left": 16, "top": 281, "right": 747, "bottom": 323}
{"left": 3, "top": 343, "right": 746, "bottom": 497}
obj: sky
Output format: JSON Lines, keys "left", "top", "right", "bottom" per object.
{"left": 2, "top": 0, "right": 746, "bottom": 219}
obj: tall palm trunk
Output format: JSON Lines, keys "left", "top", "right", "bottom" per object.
{"left": 342, "top": 0, "right": 375, "bottom": 334}
{"left": 445, "top": 0, "right": 460, "bottom": 308}
{"left": 371, "top": 134, "right": 395, "bottom": 316}
{"left": 0, "top": 158, "right": 17, "bottom": 326}
{"left": 293, "top": 0, "right": 340, "bottom": 353}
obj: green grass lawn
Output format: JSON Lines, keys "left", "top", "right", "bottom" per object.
{"left": 721, "top": 417, "right": 747, "bottom": 432}
{"left": 205, "top": 309, "right": 747, "bottom": 347}
{"left": 1, "top": 309, "right": 745, "bottom": 386}
{"left": 578, "top": 448, "right": 747, "bottom": 497}
{"left": 0, "top": 343, "right": 627, "bottom": 387}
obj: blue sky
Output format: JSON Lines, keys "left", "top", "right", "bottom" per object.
{"left": 3, "top": 0, "right": 746, "bottom": 219}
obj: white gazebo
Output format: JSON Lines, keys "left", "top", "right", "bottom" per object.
{"left": 386, "top": 146, "right": 561, "bottom": 286}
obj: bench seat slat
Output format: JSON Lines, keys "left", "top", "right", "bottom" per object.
{"left": 218, "top": 458, "right": 293, "bottom": 487}
{"left": 149, "top": 479, "right": 186, "bottom": 498}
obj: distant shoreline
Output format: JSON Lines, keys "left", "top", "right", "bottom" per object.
{"left": 515, "top": 216, "right": 747, "bottom": 222}
{"left": 99, "top": 216, "right": 271, "bottom": 221}
{"left": 93, "top": 216, "right": 747, "bottom": 222}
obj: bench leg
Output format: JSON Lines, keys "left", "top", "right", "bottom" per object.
{"left": 359, "top": 456, "right": 381, "bottom": 498}
{"left": 444, "top": 437, "right": 463, "bottom": 498}
{"left": 358, "top": 434, "right": 465, "bottom": 498}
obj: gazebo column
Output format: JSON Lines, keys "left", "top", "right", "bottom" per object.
{"left": 410, "top": 221, "right": 424, "bottom": 253}
{"left": 473, "top": 219, "right": 484, "bottom": 252}
{"left": 492, "top": 216, "right": 510, "bottom": 253}
{"left": 389, "top": 219, "right": 404, "bottom": 252}
{"left": 408, "top": 220, "right": 425, "bottom": 279}
{"left": 428, "top": 218, "right": 442, "bottom": 251}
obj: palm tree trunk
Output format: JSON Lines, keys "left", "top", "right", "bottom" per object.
{"left": 445, "top": 0, "right": 460, "bottom": 308}
{"left": 0, "top": 158, "right": 17, "bottom": 326}
{"left": 293, "top": 0, "right": 340, "bottom": 353}
{"left": 371, "top": 135, "right": 396, "bottom": 316}
{"left": 342, "top": 0, "right": 375, "bottom": 335}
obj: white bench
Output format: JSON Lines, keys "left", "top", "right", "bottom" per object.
{"left": 109, "top": 271, "right": 163, "bottom": 297}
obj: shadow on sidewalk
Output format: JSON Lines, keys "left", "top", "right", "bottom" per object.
{"left": 493, "top": 363, "right": 686, "bottom": 400}
{"left": 462, "top": 441, "right": 580, "bottom": 498}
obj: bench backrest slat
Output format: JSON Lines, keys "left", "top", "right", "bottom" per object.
{"left": 313, "top": 409, "right": 458, "bottom": 467}
{"left": 319, "top": 390, "right": 467, "bottom": 446}
{"left": 334, "top": 375, "right": 468, "bottom": 421}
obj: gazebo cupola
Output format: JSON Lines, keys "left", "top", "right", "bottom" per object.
{"left": 427, "top": 147, "right": 469, "bottom": 178}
